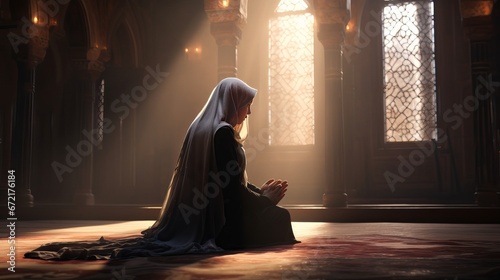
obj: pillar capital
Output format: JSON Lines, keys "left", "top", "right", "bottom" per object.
{"left": 312, "top": 0, "right": 350, "bottom": 49}
{"left": 205, "top": 0, "right": 246, "bottom": 46}
{"left": 312, "top": 0, "right": 350, "bottom": 25}
{"left": 462, "top": 15, "right": 494, "bottom": 41}
{"left": 204, "top": 0, "right": 248, "bottom": 80}
{"left": 70, "top": 47, "right": 110, "bottom": 81}
{"left": 204, "top": 0, "right": 248, "bottom": 26}
{"left": 316, "top": 22, "right": 347, "bottom": 50}
{"left": 460, "top": 0, "right": 495, "bottom": 40}
{"left": 14, "top": 24, "right": 50, "bottom": 69}
{"left": 460, "top": 0, "right": 494, "bottom": 19}
{"left": 86, "top": 47, "right": 111, "bottom": 81}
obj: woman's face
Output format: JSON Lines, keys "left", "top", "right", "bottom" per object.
{"left": 236, "top": 102, "right": 252, "bottom": 125}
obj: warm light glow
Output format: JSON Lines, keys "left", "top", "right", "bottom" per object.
{"left": 346, "top": 21, "right": 356, "bottom": 33}
{"left": 29, "top": 221, "right": 154, "bottom": 235}
{"left": 184, "top": 46, "right": 202, "bottom": 60}
{"left": 269, "top": 0, "right": 315, "bottom": 146}
{"left": 461, "top": 1, "right": 494, "bottom": 18}
{"left": 33, "top": 16, "right": 38, "bottom": 24}
{"left": 276, "top": 0, "right": 308, "bottom": 12}
{"left": 221, "top": 0, "right": 229, "bottom": 8}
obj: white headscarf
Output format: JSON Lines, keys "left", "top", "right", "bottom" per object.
{"left": 142, "top": 77, "right": 257, "bottom": 253}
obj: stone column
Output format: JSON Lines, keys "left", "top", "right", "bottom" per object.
{"left": 313, "top": 0, "right": 350, "bottom": 207}
{"left": 204, "top": 0, "right": 247, "bottom": 80}
{"left": 460, "top": 0, "right": 500, "bottom": 206}
{"left": 71, "top": 47, "right": 109, "bottom": 206}
{"left": 10, "top": 22, "right": 49, "bottom": 207}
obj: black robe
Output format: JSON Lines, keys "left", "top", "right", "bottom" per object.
{"left": 213, "top": 126, "right": 297, "bottom": 249}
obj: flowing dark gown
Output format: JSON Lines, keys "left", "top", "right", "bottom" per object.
{"left": 214, "top": 126, "right": 297, "bottom": 249}
{"left": 24, "top": 78, "right": 298, "bottom": 260}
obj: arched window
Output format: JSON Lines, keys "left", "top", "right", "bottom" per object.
{"left": 382, "top": 0, "right": 437, "bottom": 142}
{"left": 268, "top": 0, "right": 315, "bottom": 146}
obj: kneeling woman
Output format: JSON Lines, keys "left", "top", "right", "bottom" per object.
{"left": 25, "top": 78, "right": 297, "bottom": 260}
{"left": 141, "top": 77, "right": 298, "bottom": 252}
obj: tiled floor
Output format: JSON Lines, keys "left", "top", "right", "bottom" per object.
{"left": 3, "top": 221, "right": 500, "bottom": 279}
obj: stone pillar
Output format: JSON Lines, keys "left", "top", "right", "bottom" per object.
{"left": 10, "top": 22, "right": 49, "bottom": 207}
{"left": 11, "top": 62, "right": 36, "bottom": 207}
{"left": 11, "top": 21, "right": 49, "bottom": 207}
{"left": 313, "top": 0, "right": 350, "bottom": 207}
{"left": 71, "top": 47, "right": 109, "bottom": 206}
{"left": 460, "top": 0, "right": 500, "bottom": 206}
{"left": 204, "top": 0, "right": 247, "bottom": 80}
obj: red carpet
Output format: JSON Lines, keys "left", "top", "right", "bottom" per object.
{"left": 2, "top": 221, "right": 500, "bottom": 279}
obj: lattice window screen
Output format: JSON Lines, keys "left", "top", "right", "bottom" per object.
{"left": 96, "top": 79, "right": 105, "bottom": 147}
{"left": 382, "top": 0, "right": 437, "bottom": 142}
{"left": 268, "top": 0, "right": 315, "bottom": 146}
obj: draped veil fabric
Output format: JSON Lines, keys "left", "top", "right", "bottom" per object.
{"left": 135, "top": 77, "right": 258, "bottom": 254}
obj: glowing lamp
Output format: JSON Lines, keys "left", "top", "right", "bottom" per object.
{"left": 220, "top": 0, "right": 229, "bottom": 8}
{"left": 184, "top": 46, "right": 202, "bottom": 60}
